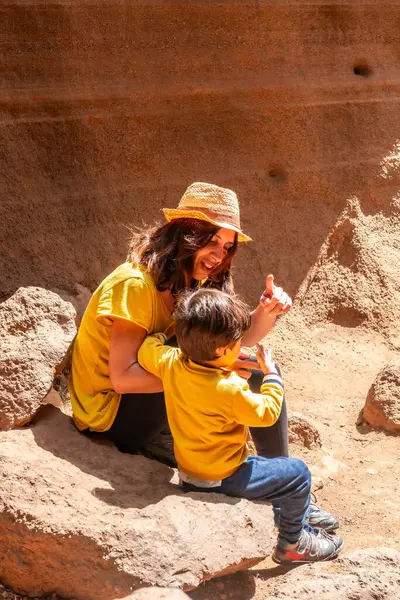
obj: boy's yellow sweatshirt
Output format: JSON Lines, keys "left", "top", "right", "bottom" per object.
{"left": 138, "top": 334, "right": 284, "bottom": 481}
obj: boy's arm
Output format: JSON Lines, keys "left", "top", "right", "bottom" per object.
{"left": 137, "top": 333, "right": 175, "bottom": 380}
{"left": 230, "top": 372, "right": 284, "bottom": 427}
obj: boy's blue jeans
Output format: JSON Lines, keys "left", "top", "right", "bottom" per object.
{"left": 182, "top": 455, "right": 311, "bottom": 546}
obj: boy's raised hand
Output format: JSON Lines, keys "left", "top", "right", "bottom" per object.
{"left": 256, "top": 343, "right": 278, "bottom": 375}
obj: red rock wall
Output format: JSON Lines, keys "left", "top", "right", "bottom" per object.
{"left": 1, "top": 1, "right": 399, "bottom": 302}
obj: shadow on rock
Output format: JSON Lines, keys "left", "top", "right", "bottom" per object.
{"left": 30, "top": 405, "right": 243, "bottom": 511}
{"left": 188, "top": 567, "right": 256, "bottom": 600}
{"left": 355, "top": 414, "right": 400, "bottom": 438}
{"left": 30, "top": 404, "right": 181, "bottom": 509}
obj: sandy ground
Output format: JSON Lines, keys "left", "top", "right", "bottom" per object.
{"left": 0, "top": 323, "right": 398, "bottom": 600}
{"left": 189, "top": 323, "right": 400, "bottom": 600}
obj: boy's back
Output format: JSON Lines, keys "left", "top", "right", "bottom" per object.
{"left": 138, "top": 333, "right": 283, "bottom": 481}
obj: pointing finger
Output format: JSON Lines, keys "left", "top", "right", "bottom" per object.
{"left": 265, "top": 274, "right": 274, "bottom": 297}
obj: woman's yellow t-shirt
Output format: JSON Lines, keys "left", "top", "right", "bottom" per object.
{"left": 69, "top": 262, "right": 174, "bottom": 432}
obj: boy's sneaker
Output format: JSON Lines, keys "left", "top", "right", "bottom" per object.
{"left": 272, "top": 528, "right": 344, "bottom": 564}
{"left": 273, "top": 503, "right": 339, "bottom": 532}
{"left": 306, "top": 502, "right": 339, "bottom": 531}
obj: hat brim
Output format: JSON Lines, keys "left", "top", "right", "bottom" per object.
{"left": 162, "top": 208, "right": 252, "bottom": 243}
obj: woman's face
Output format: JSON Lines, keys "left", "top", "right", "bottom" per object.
{"left": 192, "top": 227, "right": 236, "bottom": 281}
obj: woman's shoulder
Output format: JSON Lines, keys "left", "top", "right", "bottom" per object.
{"left": 89, "top": 263, "right": 157, "bottom": 327}
{"left": 100, "top": 262, "right": 155, "bottom": 294}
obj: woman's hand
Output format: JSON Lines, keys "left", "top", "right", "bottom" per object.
{"left": 232, "top": 351, "right": 258, "bottom": 372}
{"left": 240, "top": 275, "right": 292, "bottom": 347}
{"left": 231, "top": 351, "right": 257, "bottom": 380}
{"left": 259, "top": 274, "right": 292, "bottom": 316}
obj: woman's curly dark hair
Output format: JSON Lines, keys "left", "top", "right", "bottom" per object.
{"left": 127, "top": 218, "right": 238, "bottom": 296}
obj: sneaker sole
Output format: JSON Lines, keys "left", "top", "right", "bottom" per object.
{"left": 272, "top": 540, "right": 344, "bottom": 565}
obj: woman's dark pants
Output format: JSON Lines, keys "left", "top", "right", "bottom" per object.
{"left": 91, "top": 365, "right": 289, "bottom": 459}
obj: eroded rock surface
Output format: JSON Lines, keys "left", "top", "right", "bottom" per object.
{"left": 288, "top": 412, "right": 322, "bottom": 449}
{"left": 362, "top": 361, "right": 400, "bottom": 432}
{"left": 264, "top": 547, "right": 400, "bottom": 600}
{"left": 295, "top": 198, "right": 400, "bottom": 349}
{"left": 1, "top": 3, "right": 400, "bottom": 308}
{"left": 0, "top": 287, "right": 76, "bottom": 430}
{"left": 124, "top": 588, "right": 190, "bottom": 599}
{"left": 0, "top": 406, "right": 275, "bottom": 600}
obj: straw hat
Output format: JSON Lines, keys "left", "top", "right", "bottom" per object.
{"left": 162, "top": 182, "right": 252, "bottom": 242}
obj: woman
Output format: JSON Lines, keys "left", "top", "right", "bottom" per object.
{"left": 70, "top": 181, "right": 339, "bottom": 530}
{"left": 69, "top": 182, "right": 292, "bottom": 457}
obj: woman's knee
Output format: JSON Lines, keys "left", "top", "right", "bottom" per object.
{"left": 108, "top": 391, "right": 168, "bottom": 447}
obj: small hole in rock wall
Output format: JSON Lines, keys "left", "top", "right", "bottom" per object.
{"left": 267, "top": 167, "right": 286, "bottom": 182}
{"left": 353, "top": 62, "right": 373, "bottom": 77}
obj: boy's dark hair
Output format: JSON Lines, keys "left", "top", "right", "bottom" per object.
{"left": 174, "top": 288, "right": 251, "bottom": 362}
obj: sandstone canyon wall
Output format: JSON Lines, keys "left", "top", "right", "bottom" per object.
{"left": 1, "top": 1, "right": 399, "bottom": 302}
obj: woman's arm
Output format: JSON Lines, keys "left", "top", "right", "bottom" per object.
{"left": 109, "top": 318, "right": 164, "bottom": 394}
{"left": 241, "top": 274, "right": 292, "bottom": 347}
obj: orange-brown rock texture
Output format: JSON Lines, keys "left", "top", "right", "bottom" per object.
{"left": 1, "top": 1, "right": 400, "bottom": 302}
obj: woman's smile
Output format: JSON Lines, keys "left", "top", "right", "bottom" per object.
{"left": 193, "top": 228, "right": 236, "bottom": 280}
{"left": 200, "top": 259, "right": 219, "bottom": 274}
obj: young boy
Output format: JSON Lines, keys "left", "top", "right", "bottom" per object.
{"left": 138, "top": 288, "right": 343, "bottom": 564}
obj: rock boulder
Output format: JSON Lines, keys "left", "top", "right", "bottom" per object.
{"left": 0, "top": 287, "right": 76, "bottom": 430}
{"left": 362, "top": 361, "right": 400, "bottom": 432}
{"left": 288, "top": 412, "right": 322, "bottom": 449}
{"left": 0, "top": 406, "right": 275, "bottom": 600}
